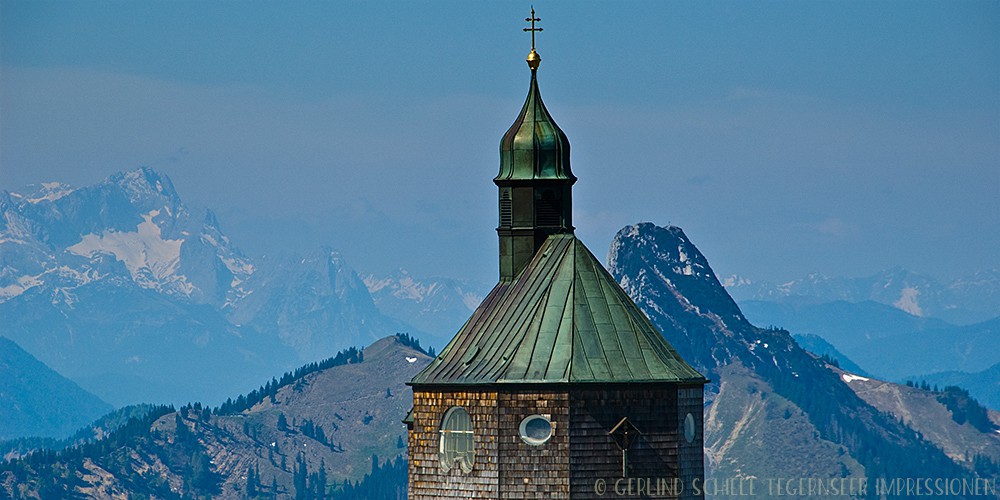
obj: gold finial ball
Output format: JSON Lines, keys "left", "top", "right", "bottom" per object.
{"left": 526, "top": 48, "right": 541, "bottom": 70}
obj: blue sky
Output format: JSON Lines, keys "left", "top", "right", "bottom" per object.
{"left": 2, "top": 1, "right": 997, "bottom": 284}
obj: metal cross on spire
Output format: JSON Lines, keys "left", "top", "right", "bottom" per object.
{"left": 523, "top": 7, "right": 543, "bottom": 70}
{"left": 523, "top": 7, "right": 543, "bottom": 50}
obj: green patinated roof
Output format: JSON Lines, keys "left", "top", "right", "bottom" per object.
{"left": 496, "top": 71, "right": 575, "bottom": 183}
{"left": 410, "top": 234, "right": 706, "bottom": 386}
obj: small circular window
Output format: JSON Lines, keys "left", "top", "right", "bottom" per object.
{"left": 519, "top": 415, "right": 553, "bottom": 446}
{"left": 440, "top": 407, "right": 474, "bottom": 473}
{"left": 684, "top": 413, "right": 696, "bottom": 443}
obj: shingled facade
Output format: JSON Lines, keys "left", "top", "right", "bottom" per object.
{"left": 407, "top": 21, "right": 707, "bottom": 499}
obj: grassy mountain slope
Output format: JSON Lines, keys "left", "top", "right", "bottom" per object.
{"left": 705, "top": 363, "right": 865, "bottom": 489}
{"left": 839, "top": 369, "right": 1000, "bottom": 470}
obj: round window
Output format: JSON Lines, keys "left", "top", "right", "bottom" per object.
{"left": 519, "top": 414, "right": 553, "bottom": 446}
{"left": 684, "top": 413, "right": 696, "bottom": 443}
{"left": 440, "top": 407, "right": 474, "bottom": 473}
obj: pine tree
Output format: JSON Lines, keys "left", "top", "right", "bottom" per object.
{"left": 293, "top": 454, "right": 309, "bottom": 500}
{"left": 175, "top": 414, "right": 190, "bottom": 443}
{"left": 318, "top": 458, "right": 327, "bottom": 499}
{"left": 247, "top": 465, "right": 258, "bottom": 497}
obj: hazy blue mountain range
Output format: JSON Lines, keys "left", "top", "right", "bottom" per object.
{"left": 741, "top": 298, "right": 1000, "bottom": 407}
{"left": 224, "top": 249, "right": 419, "bottom": 360}
{"left": 0, "top": 336, "right": 112, "bottom": 440}
{"left": 790, "top": 333, "right": 872, "bottom": 378}
{"left": 739, "top": 299, "right": 954, "bottom": 349}
{"left": 919, "top": 363, "right": 1000, "bottom": 412}
{"left": 0, "top": 168, "right": 436, "bottom": 408}
{"left": 864, "top": 316, "right": 1000, "bottom": 382}
{"left": 723, "top": 267, "right": 1000, "bottom": 325}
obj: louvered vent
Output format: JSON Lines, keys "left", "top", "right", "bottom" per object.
{"left": 500, "top": 191, "right": 512, "bottom": 227}
{"left": 536, "top": 190, "right": 561, "bottom": 227}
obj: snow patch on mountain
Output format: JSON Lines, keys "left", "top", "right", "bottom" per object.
{"left": 893, "top": 286, "right": 924, "bottom": 317}
{"left": 720, "top": 275, "right": 752, "bottom": 288}
{"left": 67, "top": 209, "right": 191, "bottom": 294}
{"left": 22, "top": 182, "right": 77, "bottom": 204}
{"left": 0, "top": 274, "right": 44, "bottom": 299}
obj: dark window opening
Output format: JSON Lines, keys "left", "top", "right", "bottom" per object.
{"left": 536, "top": 190, "right": 561, "bottom": 227}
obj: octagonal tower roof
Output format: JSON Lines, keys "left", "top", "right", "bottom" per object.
{"left": 410, "top": 234, "right": 706, "bottom": 386}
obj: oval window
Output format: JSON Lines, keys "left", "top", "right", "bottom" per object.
{"left": 440, "top": 407, "right": 474, "bottom": 473}
{"left": 519, "top": 414, "right": 553, "bottom": 446}
{"left": 684, "top": 413, "right": 696, "bottom": 444}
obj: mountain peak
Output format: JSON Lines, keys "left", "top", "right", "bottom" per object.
{"left": 608, "top": 222, "right": 800, "bottom": 377}
{"left": 609, "top": 222, "right": 745, "bottom": 324}
{"left": 364, "top": 334, "right": 432, "bottom": 363}
{"left": 202, "top": 208, "right": 220, "bottom": 229}
{"left": 107, "top": 167, "right": 180, "bottom": 205}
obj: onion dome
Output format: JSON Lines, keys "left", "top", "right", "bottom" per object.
{"left": 496, "top": 51, "right": 575, "bottom": 183}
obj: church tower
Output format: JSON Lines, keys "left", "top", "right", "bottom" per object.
{"left": 495, "top": 16, "right": 575, "bottom": 282}
{"left": 407, "top": 11, "right": 707, "bottom": 499}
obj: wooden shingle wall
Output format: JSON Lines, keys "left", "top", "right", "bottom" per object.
{"left": 568, "top": 387, "right": 686, "bottom": 499}
{"left": 497, "top": 391, "right": 571, "bottom": 499}
{"left": 408, "top": 385, "right": 703, "bottom": 499}
{"left": 676, "top": 385, "right": 705, "bottom": 500}
{"left": 408, "top": 390, "right": 500, "bottom": 499}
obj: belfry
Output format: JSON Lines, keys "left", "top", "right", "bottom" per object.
{"left": 406, "top": 10, "right": 707, "bottom": 499}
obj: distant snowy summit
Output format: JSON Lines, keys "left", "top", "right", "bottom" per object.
{"left": 362, "top": 268, "right": 488, "bottom": 339}
{"left": 1, "top": 167, "right": 253, "bottom": 306}
{"left": 720, "top": 267, "right": 1000, "bottom": 324}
